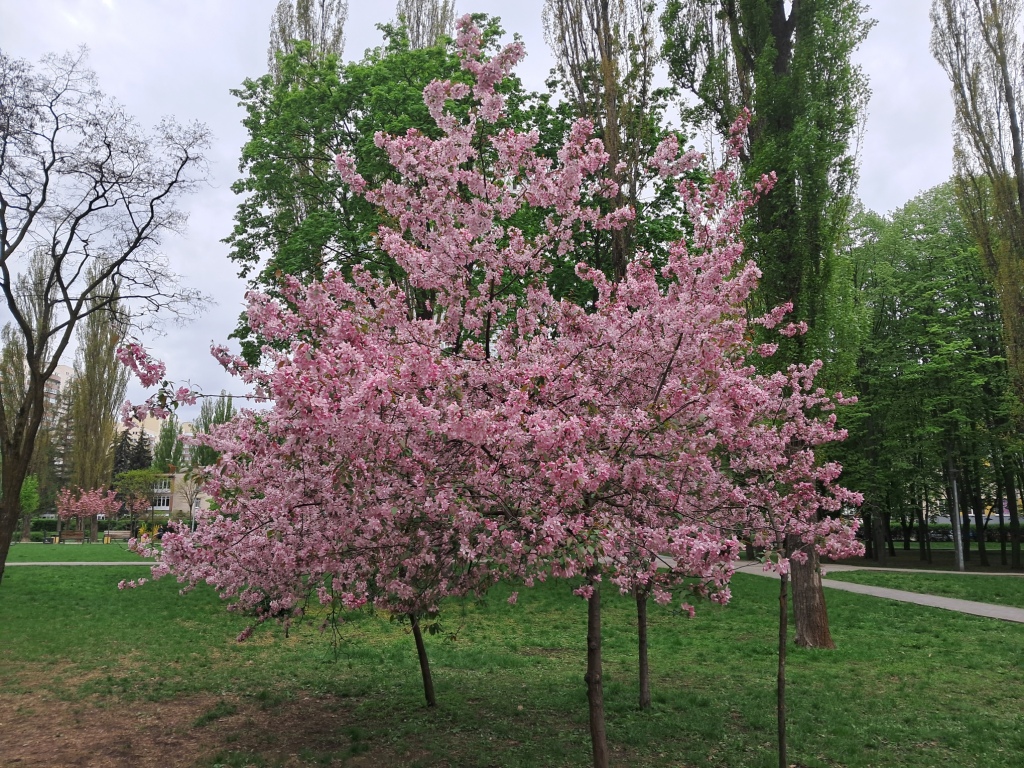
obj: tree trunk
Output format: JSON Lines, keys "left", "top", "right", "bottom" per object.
{"left": 916, "top": 496, "right": 929, "bottom": 563}
{"left": 997, "top": 478, "right": 1008, "bottom": 566}
{"left": 924, "top": 492, "right": 933, "bottom": 563}
{"left": 871, "top": 510, "right": 887, "bottom": 565}
{"left": 788, "top": 536, "right": 834, "bottom": 649}
{"left": 636, "top": 587, "right": 651, "bottom": 710}
{"left": 883, "top": 511, "right": 896, "bottom": 557}
{"left": 970, "top": 464, "right": 989, "bottom": 567}
{"left": 409, "top": 613, "right": 436, "bottom": 708}
{"left": 1008, "top": 467, "right": 1021, "bottom": 569}
{"left": 900, "top": 513, "right": 912, "bottom": 550}
{"left": 959, "top": 476, "right": 972, "bottom": 563}
{"left": 777, "top": 571, "right": 789, "bottom": 768}
{"left": 0, "top": 441, "right": 38, "bottom": 584}
{"left": 585, "top": 569, "right": 609, "bottom": 768}
{"left": 863, "top": 511, "right": 874, "bottom": 560}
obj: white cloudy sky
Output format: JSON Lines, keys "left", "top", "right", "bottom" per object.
{"left": 0, "top": 0, "right": 953, "bottom": 417}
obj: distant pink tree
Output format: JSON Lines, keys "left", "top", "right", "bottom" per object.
{"left": 125, "top": 17, "right": 861, "bottom": 767}
{"left": 55, "top": 487, "right": 121, "bottom": 538}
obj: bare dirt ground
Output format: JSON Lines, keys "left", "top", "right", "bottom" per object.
{"left": 0, "top": 669, "right": 419, "bottom": 768}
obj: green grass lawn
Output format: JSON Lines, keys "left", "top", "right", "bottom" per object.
{"left": 6, "top": 541, "right": 147, "bottom": 562}
{"left": 826, "top": 569, "right": 1024, "bottom": 609}
{"left": 2, "top": 560, "right": 1023, "bottom": 767}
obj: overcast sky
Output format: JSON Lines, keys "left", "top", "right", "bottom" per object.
{"left": 0, "top": 0, "right": 955, "bottom": 418}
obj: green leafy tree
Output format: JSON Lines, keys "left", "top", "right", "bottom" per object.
{"left": 661, "top": 0, "right": 873, "bottom": 648}
{"left": 227, "top": 17, "right": 542, "bottom": 361}
{"left": 268, "top": 0, "right": 348, "bottom": 80}
{"left": 152, "top": 415, "right": 185, "bottom": 473}
{"left": 839, "top": 183, "right": 1019, "bottom": 569}
{"left": 931, "top": 0, "right": 1024, "bottom": 409}
{"left": 395, "top": 0, "right": 457, "bottom": 49}
{"left": 189, "top": 393, "right": 236, "bottom": 468}
{"left": 15, "top": 475, "right": 39, "bottom": 542}
{"left": 67, "top": 280, "right": 130, "bottom": 497}
{"left": 113, "top": 467, "right": 160, "bottom": 529}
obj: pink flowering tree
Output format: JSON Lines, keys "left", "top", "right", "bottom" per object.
{"left": 55, "top": 487, "right": 121, "bottom": 538}
{"left": 123, "top": 17, "right": 861, "bottom": 768}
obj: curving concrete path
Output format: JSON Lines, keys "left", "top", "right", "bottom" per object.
{"left": 732, "top": 560, "right": 1024, "bottom": 624}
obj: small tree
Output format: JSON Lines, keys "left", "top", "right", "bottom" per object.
{"left": 18, "top": 475, "right": 39, "bottom": 542}
{"left": 152, "top": 415, "right": 184, "bottom": 473}
{"left": 127, "top": 19, "right": 860, "bottom": 767}
{"left": 113, "top": 469, "right": 159, "bottom": 532}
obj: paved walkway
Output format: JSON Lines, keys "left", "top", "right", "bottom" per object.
{"left": 732, "top": 560, "right": 1024, "bottom": 624}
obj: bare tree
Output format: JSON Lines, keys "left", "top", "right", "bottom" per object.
{"left": 0, "top": 49, "right": 208, "bottom": 583}
{"left": 543, "top": 0, "right": 661, "bottom": 282}
{"left": 932, "top": 0, "right": 1024, "bottom": 402}
{"left": 175, "top": 471, "right": 203, "bottom": 531}
{"left": 395, "top": 0, "right": 457, "bottom": 49}
{"left": 268, "top": 0, "right": 348, "bottom": 78}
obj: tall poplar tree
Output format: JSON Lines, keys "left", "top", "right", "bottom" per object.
{"left": 543, "top": 0, "right": 665, "bottom": 282}
{"left": 931, "top": 0, "right": 1024, "bottom": 409}
{"left": 661, "top": 0, "right": 872, "bottom": 648}
{"left": 67, "top": 280, "right": 130, "bottom": 494}
{"left": 267, "top": 0, "right": 348, "bottom": 80}
{"left": 152, "top": 414, "right": 184, "bottom": 473}
{"left": 395, "top": 0, "right": 457, "bottom": 48}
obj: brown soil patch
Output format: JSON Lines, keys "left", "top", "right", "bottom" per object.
{"left": 0, "top": 671, "right": 420, "bottom": 768}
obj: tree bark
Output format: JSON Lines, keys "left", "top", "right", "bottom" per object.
{"left": 777, "top": 571, "right": 789, "bottom": 768}
{"left": 970, "top": 462, "right": 989, "bottom": 567}
{"left": 788, "top": 537, "right": 834, "bottom": 649}
{"left": 884, "top": 511, "right": 896, "bottom": 557}
{"left": 916, "top": 495, "right": 929, "bottom": 563}
{"left": 871, "top": 509, "right": 887, "bottom": 565}
{"left": 636, "top": 587, "right": 651, "bottom": 710}
{"left": 862, "top": 510, "right": 874, "bottom": 560}
{"left": 996, "top": 474, "right": 1008, "bottom": 566}
{"left": 409, "top": 613, "right": 436, "bottom": 708}
{"left": 1007, "top": 467, "right": 1021, "bottom": 569}
{"left": 0, "top": 449, "right": 34, "bottom": 585}
{"left": 585, "top": 569, "right": 609, "bottom": 768}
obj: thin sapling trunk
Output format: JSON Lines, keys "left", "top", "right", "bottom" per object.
{"left": 409, "top": 613, "right": 437, "bottom": 707}
{"left": 636, "top": 586, "right": 651, "bottom": 710}
{"left": 777, "top": 571, "right": 789, "bottom": 768}
{"left": 585, "top": 569, "right": 609, "bottom": 768}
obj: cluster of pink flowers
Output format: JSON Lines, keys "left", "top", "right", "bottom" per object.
{"left": 125, "top": 17, "right": 861, "bottom": 633}
{"left": 56, "top": 487, "right": 120, "bottom": 521}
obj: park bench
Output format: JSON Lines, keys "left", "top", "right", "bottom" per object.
{"left": 59, "top": 530, "right": 86, "bottom": 544}
{"left": 104, "top": 530, "right": 132, "bottom": 542}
